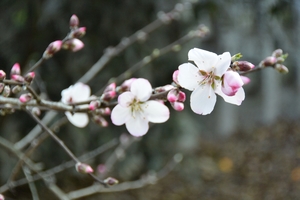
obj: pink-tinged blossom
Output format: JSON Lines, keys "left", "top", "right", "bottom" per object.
{"left": 70, "top": 14, "right": 79, "bottom": 28}
{"left": 43, "top": 40, "right": 62, "bottom": 59}
{"left": 111, "top": 78, "right": 169, "bottom": 137}
{"left": 75, "top": 162, "right": 93, "bottom": 174}
{"left": 11, "top": 63, "right": 21, "bottom": 75}
{"left": 61, "top": 82, "right": 91, "bottom": 128}
{"left": 172, "top": 70, "right": 180, "bottom": 85}
{"left": 19, "top": 93, "right": 32, "bottom": 103}
{"left": 171, "top": 101, "right": 184, "bottom": 111}
{"left": 221, "top": 71, "right": 244, "bottom": 96}
{"left": 240, "top": 76, "right": 251, "bottom": 85}
{"left": 178, "top": 48, "right": 244, "bottom": 115}
{"left": 0, "top": 70, "right": 6, "bottom": 80}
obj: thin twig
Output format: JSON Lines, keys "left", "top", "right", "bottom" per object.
{"left": 22, "top": 166, "right": 40, "bottom": 200}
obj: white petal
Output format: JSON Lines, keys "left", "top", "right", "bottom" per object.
{"left": 111, "top": 105, "right": 131, "bottom": 125}
{"left": 118, "top": 92, "right": 134, "bottom": 107}
{"left": 188, "top": 48, "right": 218, "bottom": 72}
{"left": 178, "top": 63, "right": 203, "bottom": 91}
{"left": 65, "top": 112, "right": 89, "bottom": 128}
{"left": 142, "top": 101, "right": 170, "bottom": 123}
{"left": 221, "top": 71, "right": 244, "bottom": 96}
{"left": 61, "top": 82, "right": 91, "bottom": 104}
{"left": 130, "top": 78, "right": 152, "bottom": 102}
{"left": 125, "top": 115, "right": 149, "bottom": 137}
{"left": 217, "top": 87, "right": 245, "bottom": 105}
{"left": 214, "top": 52, "right": 231, "bottom": 77}
{"left": 190, "top": 84, "right": 217, "bottom": 115}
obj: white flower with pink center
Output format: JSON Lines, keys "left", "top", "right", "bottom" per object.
{"left": 178, "top": 48, "right": 245, "bottom": 115}
{"left": 61, "top": 82, "right": 91, "bottom": 127}
{"left": 111, "top": 78, "right": 169, "bottom": 137}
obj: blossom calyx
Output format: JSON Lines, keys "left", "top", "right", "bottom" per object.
{"left": 262, "top": 56, "right": 277, "bottom": 67}
{"left": 75, "top": 163, "right": 94, "bottom": 174}
{"left": 2, "top": 85, "right": 10, "bottom": 97}
{"left": 70, "top": 27, "right": 86, "bottom": 38}
{"left": 12, "top": 85, "right": 22, "bottom": 94}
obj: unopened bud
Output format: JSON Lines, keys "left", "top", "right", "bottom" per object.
{"left": 232, "top": 61, "right": 255, "bottom": 71}
{"left": 24, "top": 72, "right": 35, "bottom": 83}
{"left": 43, "top": 40, "right": 63, "bottom": 59}
{"left": 172, "top": 70, "right": 179, "bottom": 85}
{"left": 62, "top": 38, "right": 84, "bottom": 52}
{"left": 70, "top": 14, "right": 79, "bottom": 28}
{"left": 19, "top": 93, "right": 33, "bottom": 103}
{"left": 272, "top": 49, "right": 283, "bottom": 57}
{"left": 89, "top": 100, "right": 100, "bottom": 111}
{"left": 117, "top": 78, "right": 137, "bottom": 92}
{"left": 178, "top": 91, "right": 186, "bottom": 102}
{"left": 2, "top": 85, "right": 10, "bottom": 97}
{"left": 93, "top": 115, "right": 108, "bottom": 127}
{"left": 171, "top": 101, "right": 184, "bottom": 111}
{"left": 75, "top": 162, "right": 94, "bottom": 174}
{"left": 11, "top": 63, "right": 21, "bottom": 75}
{"left": 0, "top": 194, "right": 4, "bottom": 200}
{"left": 11, "top": 74, "right": 24, "bottom": 82}
{"left": 97, "top": 164, "right": 106, "bottom": 174}
{"left": 262, "top": 56, "right": 277, "bottom": 66}
{"left": 71, "top": 27, "right": 86, "bottom": 38}
{"left": 103, "top": 177, "right": 119, "bottom": 186}
{"left": 31, "top": 107, "right": 41, "bottom": 116}
{"left": 274, "top": 64, "right": 289, "bottom": 74}
{"left": 0, "top": 70, "right": 6, "bottom": 80}
{"left": 167, "top": 89, "right": 179, "bottom": 103}
{"left": 99, "top": 107, "right": 111, "bottom": 115}
{"left": 104, "top": 82, "right": 116, "bottom": 93}
{"left": 0, "top": 83, "right": 4, "bottom": 93}
{"left": 12, "top": 85, "right": 22, "bottom": 94}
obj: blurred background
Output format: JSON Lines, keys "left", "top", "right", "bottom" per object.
{"left": 0, "top": 0, "right": 300, "bottom": 199}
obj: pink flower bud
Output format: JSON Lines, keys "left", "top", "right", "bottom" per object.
{"left": 97, "top": 164, "right": 106, "bottom": 174}
{"left": 70, "top": 14, "right": 79, "bottom": 28}
{"left": 93, "top": 115, "right": 108, "bottom": 127}
{"left": 71, "top": 27, "right": 86, "bottom": 38}
{"left": 167, "top": 89, "right": 178, "bottom": 102}
{"left": 62, "top": 38, "right": 84, "bottom": 52}
{"left": 19, "top": 93, "right": 33, "bottom": 103}
{"left": 43, "top": 40, "right": 63, "bottom": 59}
{"left": 262, "top": 56, "right": 277, "bottom": 66}
{"left": 24, "top": 72, "right": 35, "bottom": 83}
{"left": 178, "top": 91, "right": 186, "bottom": 102}
{"left": 240, "top": 76, "right": 251, "bottom": 85}
{"left": 104, "top": 82, "right": 116, "bottom": 93}
{"left": 75, "top": 162, "right": 94, "bottom": 174}
{"left": 11, "top": 74, "right": 24, "bottom": 82}
{"left": 103, "top": 177, "right": 119, "bottom": 186}
{"left": 117, "top": 78, "right": 137, "bottom": 92}
{"left": 0, "top": 194, "right": 4, "bottom": 200}
{"left": 232, "top": 61, "right": 255, "bottom": 71}
{"left": 101, "top": 91, "right": 116, "bottom": 102}
{"left": 222, "top": 71, "right": 244, "bottom": 96}
{"left": 89, "top": 100, "right": 100, "bottom": 111}
{"left": 171, "top": 101, "right": 184, "bottom": 111}
{"left": 11, "top": 63, "right": 21, "bottom": 75}
{"left": 172, "top": 70, "right": 180, "bottom": 84}
{"left": 274, "top": 64, "right": 289, "bottom": 74}
{"left": 99, "top": 107, "right": 111, "bottom": 115}
{"left": 272, "top": 49, "right": 283, "bottom": 57}
{"left": 0, "top": 70, "right": 6, "bottom": 80}
{"left": 31, "top": 107, "right": 41, "bottom": 116}
{"left": 2, "top": 85, "right": 10, "bottom": 97}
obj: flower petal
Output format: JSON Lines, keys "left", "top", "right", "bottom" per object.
{"left": 118, "top": 92, "right": 134, "bottom": 107}
{"left": 214, "top": 52, "right": 231, "bottom": 77}
{"left": 111, "top": 105, "right": 131, "bottom": 125}
{"left": 188, "top": 48, "right": 218, "bottom": 72}
{"left": 216, "top": 86, "right": 245, "bottom": 105}
{"left": 190, "top": 84, "right": 217, "bottom": 115}
{"left": 61, "top": 82, "right": 91, "bottom": 104}
{"left": 130, "top": 78, "right": 152, "bottom": 102}
{"left": 142, "top": 100, "right": 170, "bottom": 123}
{"left": 125, "top": 114, "right": 149, "bottom": 137}
{"left": 178, "top": 63, "right": 203, "bottom": 91}
{"left": 65, "top": 112, "right": 89, "bottom": 128}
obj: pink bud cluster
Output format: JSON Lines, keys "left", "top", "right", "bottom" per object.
{"left": 75, "top": 162, "right": 94, "bottom": 174}
{"left": 260, "top": 49, "right": 288, "bottom": 74}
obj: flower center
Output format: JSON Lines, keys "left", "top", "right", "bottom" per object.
{"left": 130, "top": 99, "right": 143, "bottom": 118}
{"left": 199, "top": 70, "right": 221, "bottom": 89}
